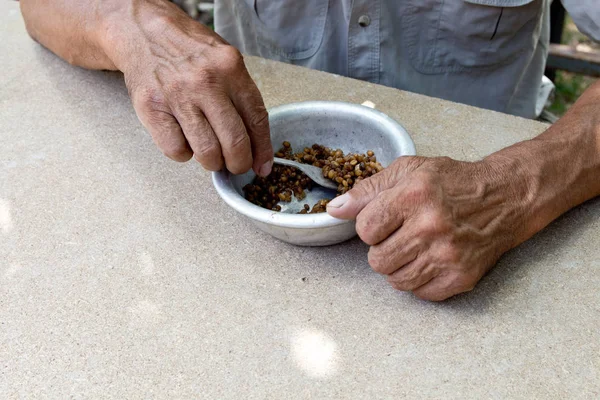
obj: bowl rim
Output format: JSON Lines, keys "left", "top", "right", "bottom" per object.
{"left": 211, "top": 101, "right": 416, "bottom": 229}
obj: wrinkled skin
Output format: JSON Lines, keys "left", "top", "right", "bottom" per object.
{"left": 328, "top": 156, "right": 521, "bottom": 301}
{"left": 21, "top": 0, "right": 273, "bottom": 176}
{"left": 329, "top": 82, "right": 600, "bottom": 300}
{"left": 20, "top": 0, "right": 600, "bottom": 301}
{"left": 116, "top": 10, "right": 273, "bottom": 174}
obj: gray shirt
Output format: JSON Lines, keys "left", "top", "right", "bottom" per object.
{"left": 214, "top": 0, "right": 599, "bottom": 119}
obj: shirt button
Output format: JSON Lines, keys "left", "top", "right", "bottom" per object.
{"left": 358, "top": 15, "right": 371, "bottom": 27}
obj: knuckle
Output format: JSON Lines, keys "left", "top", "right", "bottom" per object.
{"left": 133, "top": 88, "right": 166, "bottom": 112}
{"left": 404, "top": 266, "right": 422, "bottom": 284}
{"left": 367, "top": 248, "right": 389, "bottom": 274}
{"left": 441, "top": 244, "right": 462, "bottom": 265}
{"left": 220, "top": 123, "right": 252, "bottom": 160}
{"left": 413, "top": 289, "right": 448, "bottom": 302}
{"left": 418, "top": 210, "right": 450, "bottom": 237}
{"left": 461, "top": 282, "right": 477, "bottom": 293}
{"left": 452, "top": 273, "right": 477, "bottom": 292}
{"left": 173, "top": 103, "right": 199, "bottom": 122}
{"left": 228, "top": 131, "right": 251, "bottom": 152}
{"left": 389, "top": 276, "right": 418, "bottom": 292}
{"left": 443, "top": 272, "right": 474, "bottom": 292}
{"left": 428, "top": 208, "right": 447, "bottom": 225}
{"left": 410, "top": 235, "right": 427, "bottom": 253}
{"left": 162, "top": 143, "right": 192, "bottom": 162}
{"left": 144, "top": 111, "right": 176, "bottom": 134}
{"left": 195, "top": 140, "right": 221, "bottom": 161}
{"left": 436, "top": 156, "right": 454, "bottom": 166}
{"left": 411, "top": 172, "right": 436, "bottom": 196}
{"left": 370, "top": 260, "right": 387, "bottom": 275}
{"left": 389, "top": 280, "right": 409, "bottom": 292}
{"left": 355, "top": 215, "right": 378, "bottom": 245}
{"left": 217, "top": 45, "right": 244, "bottom": 74}
{"left": 389, "top": 263, "right": 424, "bottom": 290}
{"left": 389, "top": 155, "right": 423, "bottom": 171}
{"left": 249, "top": 108, "right": 270, "bottom": 131}
{"left": 413, "top": 284, "right": 452, "bottom": 301}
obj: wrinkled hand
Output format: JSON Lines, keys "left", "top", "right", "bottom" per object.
{"left": 327, "top": 156, "right": 526, "bottom": 301}
{"left": 107, "top": 1, "right": 273, "bottom": 175}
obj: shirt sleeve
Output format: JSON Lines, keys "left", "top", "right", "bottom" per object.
{"left": 561, "top": 0, "right": 600, "bottom": 42}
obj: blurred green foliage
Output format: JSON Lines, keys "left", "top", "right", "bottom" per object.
{"left": 548, "top": 71, "right": 593, "bottom": 115}
{"left": 548, "top": 17, "right": 597, "bottom": 117}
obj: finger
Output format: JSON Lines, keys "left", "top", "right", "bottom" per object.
{"left": 386, "top": 258, "right": 437, "bottom": 292}
{"left": 412, "top": 273, "right": 476, "bottom": 302}
{"left": 354, "top": 184, "right": 406, "bottom": 245}
{"left": 201, "top": 93, "right": 253, "bottom": 174}
{"left": 412, "top": 278, "right": 456, "bottom": 302}
{"left": 327, "top": 156, "right": 423, "bottom": 220}
{"left": 367, "top": 225, "right": 424, "bottom": 274}
{"left": 229, "top": 73, "right": 273, "bottom": 177}
{"left": 173, "top": 104, "right": 224, "bottom": 171}
{"left": 138, "top": 109, "right": 193, "bottom": 162}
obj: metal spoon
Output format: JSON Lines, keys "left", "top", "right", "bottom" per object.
{"left": 273, "top": 157, "right": 338, "bottom": 190}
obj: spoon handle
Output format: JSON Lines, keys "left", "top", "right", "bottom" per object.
{"left": 273, "top": 157, "right": 303, "bottom": 169}
{"left": 273, "top": 157, "right": 338, "bottom": 190}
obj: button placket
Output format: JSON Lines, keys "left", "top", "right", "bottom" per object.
{"left": 348, "top": 0, "right": 381, "bottom": 83}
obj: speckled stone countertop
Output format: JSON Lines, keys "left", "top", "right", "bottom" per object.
{"left": 1, "top": 2, "right": 599, "bottom": 398}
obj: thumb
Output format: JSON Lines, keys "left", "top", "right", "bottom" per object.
{"left": 326, "top": 156, "right": 424, "bottom": 220}
{"left": 326, "top": 163, "right": 395, "bottom": 220}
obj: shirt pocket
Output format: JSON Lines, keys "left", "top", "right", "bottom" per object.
{"left": 403, "top": 0, "right": 543, "bottom": 74}
{"left": 239, "top": 0, "right": 329, "bottom": 60}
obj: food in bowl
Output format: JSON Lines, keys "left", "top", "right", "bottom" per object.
{"left": 243, "top": 141, "right": 384, "bottom": 213}
{"left": 212, "top": 101, "right": 416, "bottom": 246}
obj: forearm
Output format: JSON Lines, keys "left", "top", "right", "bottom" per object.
{"left": 19, "top": 0, "right": 198, "bottom": 72}
{"left": 20, "top": 0, "right": 118, "bottom": 69}
{"left": 486, "top": 81, "right": 600, "bottom": 246}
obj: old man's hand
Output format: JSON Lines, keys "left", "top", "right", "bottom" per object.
{"left": 103, "top": 1, "right": 273, "bottom": 175}
{"left": 327, "top": 156, "right": 528, "bottom": 301}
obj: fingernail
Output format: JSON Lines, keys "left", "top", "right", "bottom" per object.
{"left": 258, "top": 160, "right": 273, "bottom": 177}
{"left": 327, "top": 193, "right": 349, "bottom": 209}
